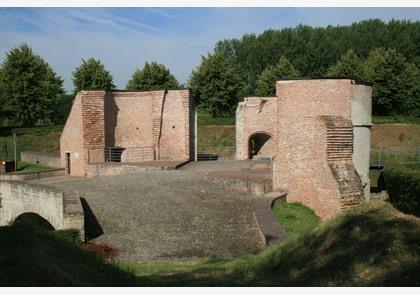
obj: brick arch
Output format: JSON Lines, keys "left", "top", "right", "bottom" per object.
{"left": 247, "top": 131, "right": 275, "bottom": 160}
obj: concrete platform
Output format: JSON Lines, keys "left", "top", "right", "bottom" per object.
{"left": 206, "top": 168, "right": 273, "bottom": 196}
{"left": 31, "top": 161, "right": 266, "bottom": 262}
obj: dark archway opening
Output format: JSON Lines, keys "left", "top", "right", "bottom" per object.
{"left": 248, "top": 132, "right": 273, "bottom": 160}
{"left": 13, "top": 212, "right": 54, "bottom": 231}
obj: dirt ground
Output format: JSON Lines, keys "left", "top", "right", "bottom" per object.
{"left": 371, "top": 124, "right": 420, "bottom": 148}
{"left": 30, "top": 161, "right": 265, "bottom": 262}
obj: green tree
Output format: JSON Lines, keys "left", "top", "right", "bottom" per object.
{"left": 255, "top": 56, "right": 300, "bottom": 96}
{"left": 362, "top": 48, "right": 411, "bottom": 115}
{"left": 213, "top": 19, "right": 420, "bottom": 101}
{"left": 399, "top": 63, "right": 420, "bottom": 117}
{"left": 189, "top": 52, "right": 244, "bottom": 117}
{"left": 0, "top": 44, "right": 64, "bottom": 126}
{"left": 72, "top": 58, "right": 115, "bottom": 94}
{"left": 0, "top": 65, "right": 5, "bottom": 123}
{"left": 326, "top": 49, "right": 363, "bottom": 80}
{"left": 51, "top": 94, "right": 74, "bottom": 125}
{"left": 126, "top": 62, "right": 179, "bottom": 90}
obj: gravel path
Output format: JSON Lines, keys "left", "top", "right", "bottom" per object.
{"left": 31, "top": 161, "right": 265, "bottom": 262}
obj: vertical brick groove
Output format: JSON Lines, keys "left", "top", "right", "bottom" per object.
{"left": 81, "top": 91, "right": 106, "bottom": 166}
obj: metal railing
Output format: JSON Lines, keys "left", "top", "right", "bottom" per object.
{"left": 370, "top": 147, "right": 420, "bottom": 166}
{"left": 104, "top": 146, "right": 155, "bottom": 163}
{"left": 195, "top": 147, "right": 420, "bottom": 164}
{"left": 196, "top": 146, "right": 236, "bottom": 161}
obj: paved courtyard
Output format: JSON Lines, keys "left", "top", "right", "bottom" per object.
{"left": 31, "top": 161, "right": 265, "bottom": 262}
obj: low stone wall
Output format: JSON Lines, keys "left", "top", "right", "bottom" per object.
{"left": 0, "top": 181, "right": 84, "bottom": 238}
{"left": 86, "top": 163, "right": 151, "bottom": 177}
{"left": 206, "top": 169, "right": 272, "bottom": 197}
{"left": 0, "top": 168, "right": 66, "bottom": 181}
{"left": 21, "top": 151, "right": 62, "bottom": 168}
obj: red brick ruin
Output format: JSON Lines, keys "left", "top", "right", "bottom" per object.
{"left": 60, "top": 89, "right": 194, "bottom": 176}
{"left": 236, "top": 79, "right": 372, "bottom": 218}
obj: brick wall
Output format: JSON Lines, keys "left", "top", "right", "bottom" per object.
{"left": 60, "top": 93, "right": 85, "bottom": 176}
{"left": 236, "top": 97, "right": 277, "bottom": 160}
{"left": 272, "top": 79, "right": 367, "bottom": 219}
{"left": 61, "top": 89, "right": 194, "bottom": 176}
{"left": 159, "top": 90, "right": 191, "bottom": 160}
{"left": 81, "top": 91, "right": 106, "bottom": 165}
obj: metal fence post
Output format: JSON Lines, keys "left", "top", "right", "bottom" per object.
{"left": 194, "top": 109, "right": 198, "bottom": 162}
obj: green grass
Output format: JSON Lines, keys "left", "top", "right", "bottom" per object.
{"left": 16, "top": 162, "right": 52, "bottom": 173}
{"left": 0, "top": 220, "right": 137, "bottom": 286}
{"left": 197, "top": 111, "right": 235, "bottom": 126}
{"left": 0, "top": 126, "right": 62, "bottom": 161}
{"left": 1, "top": 201, "right": 419, "bottom": 286}
{"left": 272, "top": 202, "right": 321, "bottom": 240}
{"left": 373, "top": 116, "right": 420, "bottom": 125}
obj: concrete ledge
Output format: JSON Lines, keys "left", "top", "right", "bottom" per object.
{"left": 20, "top": 151, "right": 62, "bottom": 168}
{"left": 0, "top": 168, "right": 66, "bottom": 181}
{"left": 253, "top": 191, "right": 288, "bottom": 245}
{"left": 86, "top": 160, "right": 190, "bottom": 177}
{"left": 206, "top": 168, "right": 272, "bottom": 196}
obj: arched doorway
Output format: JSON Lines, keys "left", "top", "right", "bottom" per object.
{"left": 248, "top": 132, "right": 273, "bottom": 159}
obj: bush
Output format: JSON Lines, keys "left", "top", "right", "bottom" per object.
{"left": 384, "top": 164, "right": 420, "bottom": 216}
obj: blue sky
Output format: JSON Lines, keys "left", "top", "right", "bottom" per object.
{"left": 0, "top": 7, "right": 419, "bottom": 92}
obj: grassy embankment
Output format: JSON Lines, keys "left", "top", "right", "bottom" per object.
{"left": 0, "top": 126, "right": 62, "bottom": 172}
{"left": 1, "top": 201, "right": 419, "bottom": 286}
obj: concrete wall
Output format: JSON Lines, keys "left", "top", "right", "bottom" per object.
{"left": 236, "top": 97, "right": 277, "bottom": 160}
{"left": 21, "top": 152, "right": 62, "bottom": 168}
{"left": 351, "top": 84, "right": 372, "bottom": 200}
{"left": 61, "top": 89, "right": 194, "bottom": 176}
{"left": 0, "top": 181, "right": 84, "bottom": 237}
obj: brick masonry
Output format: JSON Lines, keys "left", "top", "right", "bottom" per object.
{"left": 236, "top": 79, "right": 372, "bottom": 219}
{"left": 236, "top": 97, "right": 277, "bottom": 160}
{"left": 61, "top": 89, "right": 194, "bottom": 176}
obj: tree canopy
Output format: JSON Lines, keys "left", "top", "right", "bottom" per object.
{"left": 126, "top": 62, "right": 179, "bottom": 91}
{"left": 214, "top": 19, "right": 420, "bottom": 96}
{"left": 189, "top": 52, "right": 245, "bottom": 117}
{"left": 0, "top": 44, "right": 64, "bottom": 126}
{"left": 255, "top": 56, "right": 300, "bottom": 96}
{"left": 326, "top": 49, "right": 364, "bottom": 80}
{"left": 72, "top": 58, "right": 115, "bottom": 94}
{"left": 190, "top": 19, "right": 420, "bottom": 117}
{"left": 362, "top": 48, "right": 419, "bottom": 116}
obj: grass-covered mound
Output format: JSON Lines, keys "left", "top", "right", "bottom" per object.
{"left": 1, "top": 201, "right": 419, "bottom": 286}
{"left": 0, "top": 220, "right": 136, "bottom": 286}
